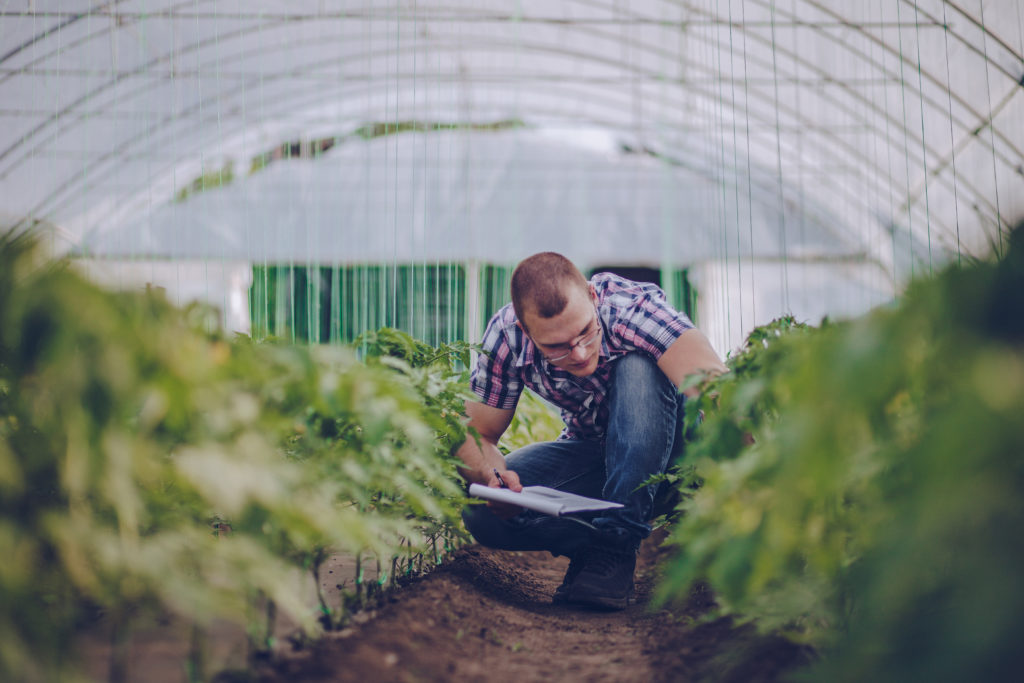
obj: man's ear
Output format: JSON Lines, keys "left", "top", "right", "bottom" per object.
{"left": 516, "top": 319, "right": 536, "bottom": 345}
{"left": 589, "top": 284, "right": 598, "bottom": 304}
{"left": 515, "top": 304, "right": 534, "bottom": 335}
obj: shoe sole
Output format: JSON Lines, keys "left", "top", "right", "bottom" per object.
{"left": 567, "top": 593, "right": 629, "bottom": 610}
{"left": 565, "top": 587, "right": 633, "bottom": 610}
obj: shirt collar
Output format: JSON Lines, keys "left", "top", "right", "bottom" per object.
{"left": 516, "top": 334, "right": 536, "bottom": 368}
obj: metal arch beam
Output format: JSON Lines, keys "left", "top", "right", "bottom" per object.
{"left": 0, "top": 0, "right": 202, "bottom": 86}
{"left": 19, "top": 35, "right": 917, "bottom": 259}
{"left": 790, "top": 0, "right": 1023, "bottom": 156}
{"left": 939, "top": 0, "right": 1024, "bottom": 64}
{"left": 42, "top": 78, "right": 933, "bottom": 277}
{"left": 0, "top": 2, "right": 965, "bottom": 28}
{"left": 0, "top": 7, "right": 1007, "bottom": 274}
{"left": 893, "top": 0, "right": 1023, "bottom": 216}
{"left": 4, "top": 3, "right": 1015, "bottom": 253}
{"left": 745, "top": 0, "right": 1023, "bottom": 171}
{"left": 0, "top": 7, "right": 300, "bottom": 167}
{"left": 0, "top": 1, "right": 133, "bottom": 66}
{"left": 4, "top": 0, "right": 1018, "bottom": 176}
{"left": 46, "top": 83, "right": 848, "bottom": 229}
{"left": 15, "top": 96, "right": 1004, "bottom": 268}
{"left": 733, "top": 0, "right": 1022, "bottom": 249}
{"left": 0, "top": 28, "right": 858, "bottom": 182}
{"left": 0, "top": 7, "right": 1007, "bottom": 208}
{"left": 18, "top": 35, "right": 1001, "bottom": 263}
{"left": 792, "top": 0, "right": 1023, "bottom": 225}
{"left": 54, "top": 100, "right": 867, "bottom": 268}
{"left": 645, "top": 0, "right": 1023, "bottom": 158}
{"left": 0, "top": 24, "right": 966, "bottom": 216}
{"left": 6, "top": 0, "right": 1021, "bottom": 120}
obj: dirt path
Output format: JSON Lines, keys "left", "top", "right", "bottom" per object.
{"left": 262, "top": 536, "right": 810, "bottom": 683}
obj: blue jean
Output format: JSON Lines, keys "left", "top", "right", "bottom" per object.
{"left": 462, "top": 352, "right": 688, "bottom": 557}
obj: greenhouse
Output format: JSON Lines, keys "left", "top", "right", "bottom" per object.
{"left": 2, "top": 1, "right": 1022, "bottom": 681}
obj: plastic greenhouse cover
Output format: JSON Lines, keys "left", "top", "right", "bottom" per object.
{"left": 76, "top": 128, "right": 865, "bottom": 269}
{"left": 1, "top": 0, "right": 1021, "bottom": 273}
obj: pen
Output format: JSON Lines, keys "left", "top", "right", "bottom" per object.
{"left": 493, "top": 468, "right": 508, "bottom": 488}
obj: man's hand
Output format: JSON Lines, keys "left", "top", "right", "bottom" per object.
{"left": 486, "top": 468, "right": 525, "bottom": 519}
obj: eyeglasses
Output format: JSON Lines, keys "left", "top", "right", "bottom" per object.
{"left": 541, "top": 319, "right": 602, "bottom": 363}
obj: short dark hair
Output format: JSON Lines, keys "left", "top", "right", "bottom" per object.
{"left": 511, "top": 252, "right": 589, "bottom": 325}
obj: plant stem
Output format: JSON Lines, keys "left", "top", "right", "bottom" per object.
{"left": 108, "top": 608, "right": 131, "bottom": 683}
{"left": 354, "top": 554, "right": 363, "bottom": 607}
{"left": 266, "top": 600, "right": 277, "bottom": 649}
{"left": 186, "top": 622, "right": 205, "bottom": 683}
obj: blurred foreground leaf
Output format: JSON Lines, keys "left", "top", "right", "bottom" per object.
{"left": 658, "top": 225, "right": 1024, "bottom": 682}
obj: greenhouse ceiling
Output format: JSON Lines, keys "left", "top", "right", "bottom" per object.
{"left": 1, "top": 1, "right": 1022, "bottom": 279}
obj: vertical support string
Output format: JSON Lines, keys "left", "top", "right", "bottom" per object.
{"left": 912, "top": 1, "right": 934, "bottom": 275}
{"left": 864, "top": 2, "right": 885, "bottom": 302}
{"left": 940, "top": 0, "right": 963, "bottom": 266}
{"left": 192, "top": 0, "right": 213, "bottom": 331}
{"left": 895, "top": 1, "right": 917, "bottom": 280}
{"left": 977, "top": 1, "right": 1005, "bottom": 257}
{"left": 238, "top": 0, "right": 252, "bottom": 338}
{"left": 879, "top": 0, "right": 899, "bottom": 286}
{"left": 711, "top": 0, "right": 733, "bottom": 351}
{"left": 769, "top": 0, "right": 790, "bottom": 314}
{"left": 740, "top": 0, "right": 757, "bottom": 329}
{"left": 390, "top": 6, "right": 400, "bottom": 332}
{"left": 789, "top": 0, "right": 808, "bottom": 309}
{"left": 726, "top": 0, "right": 745, "bottom": 341}
{"left": 210, "top": 2, "right": 229, "bottom": 330}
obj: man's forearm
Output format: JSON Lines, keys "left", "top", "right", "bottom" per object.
{"left": 454, "top": 434, "right": 508, "bottom": 485}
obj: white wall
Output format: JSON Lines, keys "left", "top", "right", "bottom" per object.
{"left": 72, "top": 259, "right": 253, "bottom": 336}
{"left": 690, "top": 259, "right": 895, "bottom": 359}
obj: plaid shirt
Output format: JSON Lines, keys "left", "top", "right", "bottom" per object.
{"left": 470, "top": 273, "right": 693, "bottom": 441}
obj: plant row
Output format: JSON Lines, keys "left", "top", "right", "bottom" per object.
{"left": 661, "top": 225, "right": 1024, "bottom": 681}
{"left": 0, "top": 235, "right": 473, "bottom": 681}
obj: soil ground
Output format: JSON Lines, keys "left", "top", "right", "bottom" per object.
{"left": 256, "top": 534, "right": 813, "bottom": 683}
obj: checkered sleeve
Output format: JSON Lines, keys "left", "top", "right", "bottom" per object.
{"left": 469, "top": 309, "right": 523, "bottom": 410}
{"left": 604, "top": 278, "right": 694, "bottom": 359}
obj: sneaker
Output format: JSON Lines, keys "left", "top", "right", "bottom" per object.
{"left": 552, "top": 553, "right": 586, "bottom": 604}
{"left": 566, "top": 546, "right": 637, "bottom": 610}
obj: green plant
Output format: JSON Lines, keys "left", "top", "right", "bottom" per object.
{"left": 175, "top": 160, "right": 234, "bottom": 202}
{"left": 498, "top": 388, "right": 563, "bottom": 453}
{"left": 657, "top": 225, "right": 1024, "bottom": 681}
{"left": 0, "top": 233, "right": 473, "bottom": 681}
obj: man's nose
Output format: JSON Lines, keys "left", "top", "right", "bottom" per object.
{"left": 570, "top": 341, "right": 588, "bottom": 360}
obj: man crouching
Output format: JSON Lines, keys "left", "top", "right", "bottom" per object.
{"left": 455, "top": 252, "right": 726, "bottom": 609}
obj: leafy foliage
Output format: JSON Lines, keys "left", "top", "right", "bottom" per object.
{"left": 659, "top": 225, "right": 1024, "bottom": 681}
{"left": 498, "top": 388, "right": 564, "bottom": 453}
{"left": 174, "top": 160, "right": 234, "bottom": 202}
{"left": 0, "top": 234, "right": 470, "bottom": 681}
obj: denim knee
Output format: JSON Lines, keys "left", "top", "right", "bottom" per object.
{"left": 610, "top": 351, "right": 689, "bottom": 457}
{"left": 611, "top": 352, "right": 677, "bottom": 403}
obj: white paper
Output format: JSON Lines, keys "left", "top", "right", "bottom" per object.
{"left": 467, "top": 484, "right": 623, "bottom": 517}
